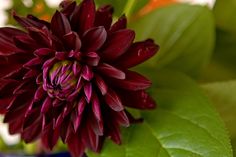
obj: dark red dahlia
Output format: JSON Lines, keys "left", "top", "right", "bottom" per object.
{"left": 0, "top": 0, "right": 159, "bottom": 156}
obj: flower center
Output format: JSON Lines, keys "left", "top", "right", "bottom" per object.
{"left": 45, "top": 60, "right": 80, "bottom": 101}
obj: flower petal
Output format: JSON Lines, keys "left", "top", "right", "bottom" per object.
{"left": 106, "top": 121, "right": 121, "bottom": 145}
{"left": 109, "top": 70, "right": 152, "bottom": 91}
{"left": 0, "top": 27, "right": 25, "bottom": 56}
{"left": 64, "top": 32, "right": 81, "bottom": 51}
{"left": 13, "top": 12, "right": 46, "bottom": 29}
{"left": 81, "top": 65, "right": 94, "bottom": 81}
{"left": 95, "top": 5, "right": 114, "bottom": 30}
{"left": 82, "top": 123, "right": 99, "bottom": 151}
{"left": 105, "top": 89, "right": 124, "bottom": 111}
{"left": 41, "top": 97, "right": 53, "bottom": 113}
{"left": 21, "top": 115, "right": 42, "bottom": 143}
{"left": 92, "top": 93, "right": 102, "bottom": 121}
{"left": 84, "top": 82, "right": 92, "bottom": 103}
{"left": 27, "top": 27, "right": 52, "bottom": 47}
{"left": 71, "top": 0, "right": 96, "bottom": 34}
{"left": 110, "top": 15, "right": 127, "bottom": 32}
{"left": 89, "top": 111, "right": 103, "bottom": 136}
{"left": 23, "top": 57, "right": 42, "bottom": 68}
{"left": 112, "top": 110, "right": 129, "bottom": 127}
{"left": 34, "top": 48, "right": 54, "bottom": 57}
{"left": 41, "top": 122, "right": 60, "bottom": 150}
{"left": 78, "top": 96, "right": 87, "bottom": 115}
{"left": 82, "top": 26, "right": 107, "bottom": 52}
{"left": 67, "top": 134, "right": 85, "bottom": 157}
{"left": 60, "top": 1, "right": 77, "bottom": 17}
{"left": 51, "top": 11, "right": 71, "bottom": 39}
{"left": 34, "top": 86, "right": 46, "bottom": 102}
{"left": 0, "top": 97, "right": 12, "bottom": 114}
{"left": 14, "top": 35, "right": 40, "bottom": 51}
{"left": 26, "top": 14, "right": 50, "bottom": 28}
{"left": 84, "top": 52, "right": 100, "bottom": 66}
{"left": 96, "top": 63, "right": 125, "bottom": 80}
{"left": 119, "top": 90, "right": 156, "bottom": 109}
{"left": 115, "top": 39, "right": 159, "bottom": 68}
{"left": 94, "top": 74, "right": 108, "bottom": 95}
{"left": 72, "top": 111, "right": 83, "bottom": 132}
{"left": 101, "top": 29, "right": 135, "bottom": 61}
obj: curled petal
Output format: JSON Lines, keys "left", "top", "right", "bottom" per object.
{"left": 26, "top": 14, "right": 50, "bottom": 28}
{"left": 0, "top": 27, "right": 25, "bottom": 56}
{"left": 67, "top": 134, "right": 85, "bottom": 157}
{"left": 51, "top": 11, "right": 71, "bottom": 39}
{"left": 13, "top": 12, "right": 46, "bottom": 29}
{"left": 112, "top": 110, "right": 129, "bottom": 127}
{"left": 41, "top": 97, "right": 53, "bottom": 113}
{"left": 34, "top": 86, "right": 46, "bottom": 102}
{"left": 84, "top": 82, "right": 92, "bottom": 103}
{"left": 95, "top": 5, "right": 114, "bottom": 30}
{"left": 41, "top": 122, "right": 60, "bottom": 150}
{"left": 89, "top": 111, "right": 103, "bottom": 136}
{"left": 71, "top": 0, "right": 96, "bottom": 34}
{"left": 106, "top": 120, "right": 121, "bottom": 145}
{"left": 82, "top": 26, "right": 107, "bottom": 52}
{"left": 21, "top": 117, "right": 42, "bottom": 143}
{"left": 105, "top": 89, "right": 124, "bottom": 112}
{"left": 60, "top": 1, "right": 77, "bottom": 17}
{"left": 94, "top": 74, "right": 108, "bottom": 95}
{"left": 96, "top": 63, "right": 125, "bottom": 80}
{"left": 115, "top": 39, "right": 159, "bottom": 68}
{"left": 92, "top": 93, "right": 102, "bottom": 121}
{"left": 27, "top": 27, "right": 52, "bottom": 47}
{"left": 81, "top": 65, "right": 94, "bottom": 81}
{"left": 23, "top": 57, "right": 42, "bottom": 68}
{"left": 119, "top": 90, "right": 156, "bottom": 109}
{"left": 64, "top": 32, "right": 81, "bottom": 51}
{"left": 110, "top": 15, "right": 127, "bottom": 32}
{"left": 109, "top": 70, "right": 152, "bottom": 91}
{"left": 0, "top": 97, "right": 12, "bottom": 114}
{"left": 84, "top": 52, "right": 100, "bottom": 66}
{"left": 34, "top": 48, "right": 54, "bottom": 57}
{"left": 101, "top": 29, "right": 135, "bottom": 61}
{"left": 14, "top": 35, "right": 40, "bottom": 51}
{"left": 72, "top": 111, "right": 82, "bottom": 132}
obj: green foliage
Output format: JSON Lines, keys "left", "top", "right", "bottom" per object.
{"left": 202, "top": 81, "right": 236, "bottom": 155}
{"left": 200, "top": 29, "right": 236, "bottom": 82}
{"left": 87, "top": 70, "right": 232, "bottom": 157}
{"left": 213, "top": 0, "right": 236, "bottom": 34}
{"left": 130, "top": 4, "right": 215, "bottom": 78}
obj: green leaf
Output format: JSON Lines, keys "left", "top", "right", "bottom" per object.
{"left": 202, "top": 81, "right": 236, "bottom": 155}
{"left": 213, "top": 0, "right": 236, "bottom": 34}
{"left": 87, "top": 70, "right": 232, "bottom": 157}
{"left": 200, "top": 29, "right": 236, "bottom": 82}
{"left": 130, "top": 4, "right": 215, "bottom": 78}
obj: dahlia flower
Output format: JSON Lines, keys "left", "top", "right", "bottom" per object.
{"left": 0, "top": 0, "right": 159, "bottom": 156}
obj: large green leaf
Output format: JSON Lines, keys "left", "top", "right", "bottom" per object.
{"left": 130, "top": 4, "right": 215, "bottom": 78}
{"left": 200, "top": 29, "right": 236, "bottom": 82}
{"left": 202, "top": 81, "right": 236, "bottom": 155}
{"left": 213, "top": 0, "right": 236, "bottom": 34}
{"left": 87, "top": 70, "right": 232, "bottom": 157}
